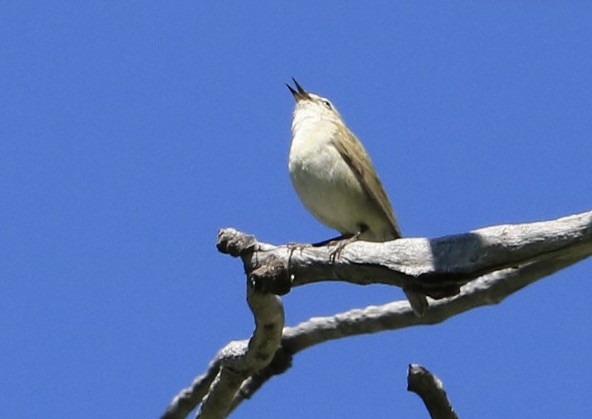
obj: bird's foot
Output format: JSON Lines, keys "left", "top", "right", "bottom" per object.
{"left": 328, "top": 235, "right": 360, "bottom": 262}
{"left": 290, "top": 232, "right": 362, "bottom": 262}
{"left": 286, "top": 242, "right": 311, "bottom": 259}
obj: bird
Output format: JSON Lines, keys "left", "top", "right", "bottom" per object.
{"left": 286, "top": 78, "right": 428, "bottom": 317}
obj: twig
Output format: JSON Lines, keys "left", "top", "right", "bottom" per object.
{"left": 407, "top": 364, "right": 458, "bottom": 419}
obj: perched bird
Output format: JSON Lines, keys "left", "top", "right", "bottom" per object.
{"left": 286, "top": 79, "right": 428, "bottom": 316}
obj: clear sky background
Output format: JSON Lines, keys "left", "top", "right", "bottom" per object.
{"left": 2, "top": 2, "right": 591, "bottom": 418}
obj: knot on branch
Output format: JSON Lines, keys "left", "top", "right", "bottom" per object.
{"left": 249, "top": 255, "right": 292, "bottom": 296}
{"left": 217, "top": 228, "right": 258, "bottom": 257}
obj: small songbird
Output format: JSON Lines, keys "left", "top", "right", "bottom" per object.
{"left": 286, "top": 79, "right": 428, "bottom": 316}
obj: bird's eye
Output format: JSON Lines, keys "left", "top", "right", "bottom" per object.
{"left": 322, "top": 100, "right": 332, "bottom": 109}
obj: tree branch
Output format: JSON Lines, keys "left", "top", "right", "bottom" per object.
{"left": 228, "top": 240, "right": 590, "bottom": 412}
{"left": 407, "top": 364, "right": 458, "bottom": 419}
{"left": 162, "top": 210, "right": 592, "bottom": 418}
{"left": 161, "top": 288, "right": 284, "bottom": 419}
{"left": 218, "top": 210, "right": 592, "bottom": 300}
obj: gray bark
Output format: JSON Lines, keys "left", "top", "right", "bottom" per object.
{"left": 162, "top": 210, "right": 592, "bottom": 418}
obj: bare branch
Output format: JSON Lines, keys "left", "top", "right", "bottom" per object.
{"left": 163, "top": 210, "right": 592, "bottom": 418}
{"left": 407, "top": 364, "right": 458, "bottom": 419}
{"left": 161, "top": 359, "right": 220, "bottom": 419}
{"left": 197, "top": 289, "right": 284, "bottom": 419}
{"left": 162, "top": 289, "right": 284, "bottom": 419}
{"left": 218, "top": 210, "right": 592, "bottom": 300}
{"left": 229, "top": 240, "right": 590, "bottom": 411}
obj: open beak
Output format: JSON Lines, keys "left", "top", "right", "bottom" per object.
{"left": 286, "top": 78, "right": 309, "bottom": 100}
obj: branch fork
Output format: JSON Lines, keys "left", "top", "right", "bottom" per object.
{"left": 163, "top": 210, "right": 592, "bottom": 418}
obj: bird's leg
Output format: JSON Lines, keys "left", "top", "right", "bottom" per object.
{"left": 292, "top": 225, "right": 368, "bottom": 262}
{"left": 311, "top": 233, "right": 354, "bottom": 248}
{"left": 287, "top": 234, "right": 354, "bottom": 262}
{"left": 328, "top": 232, "right": 361, "bottom": 262}
{"left": 325, "top": 224, "right": 369, "bottom": 262}
{"left": 286, "top": 241, "right": 312, "bottom": 260}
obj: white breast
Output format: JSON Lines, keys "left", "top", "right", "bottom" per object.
{"left": 288, "top": 119, "right": 370, "bottom": 234}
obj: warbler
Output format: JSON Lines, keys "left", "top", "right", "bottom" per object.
{"left": 287, "top": 79, "right": 427, "bottom": 316}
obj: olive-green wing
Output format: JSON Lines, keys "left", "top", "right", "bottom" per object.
{"left": 332, "top": 125, "right": 428, "bottom": 316}
{"left": 331, "top": 124, "right": 402, "bottom": 239}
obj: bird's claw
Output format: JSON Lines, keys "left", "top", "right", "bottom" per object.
{"left": 286, "top": 242, "right": 310, "bottom": 258}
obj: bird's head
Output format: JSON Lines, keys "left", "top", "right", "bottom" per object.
{"left": 286, "top": 78, "right": 343, "bottom": 124}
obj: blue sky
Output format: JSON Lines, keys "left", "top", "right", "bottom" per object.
{"left": 2, "top": 2, "right": 591, "bottom": 418}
